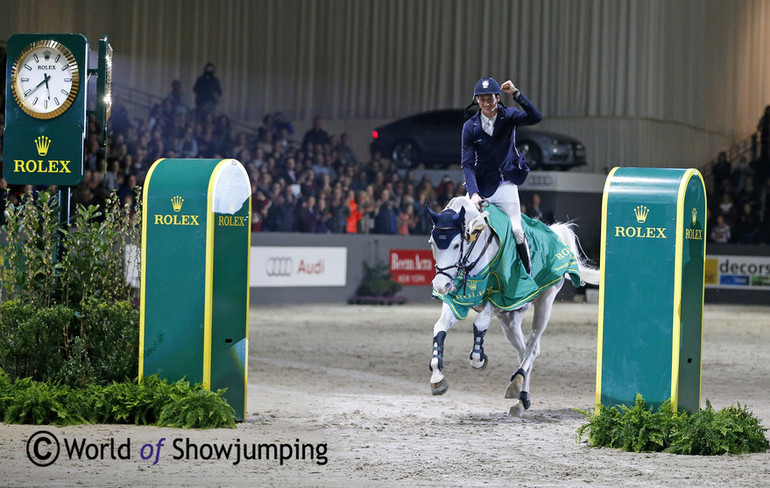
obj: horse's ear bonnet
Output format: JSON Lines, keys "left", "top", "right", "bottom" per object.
{"left": 430, "top": 207, "right": 465, "bottom": 250}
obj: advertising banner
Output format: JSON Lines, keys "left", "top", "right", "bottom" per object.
{"left": 389, "top": 249, "right": 434, "bottom": 286}
{"left": 250, "top": 247, "right": 347, "bottom": 287}
{"left": 705, "top": 255, "right": 770, "bottom": 289}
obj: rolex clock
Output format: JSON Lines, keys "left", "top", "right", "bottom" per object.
{"left": 4, "top": 33, "right": 88, "bottom": 186}
{"left": 10, "top": 39, "right": 81, "bottom": 119}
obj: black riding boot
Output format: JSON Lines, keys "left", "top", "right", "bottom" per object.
{"left": 516, "top": 237, "right": 532, "bottom": 275}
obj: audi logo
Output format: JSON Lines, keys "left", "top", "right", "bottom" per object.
{"left": 524, "top": 175, "right": 555, "bottom": 188}
{"left": 266, "top": 257, "right": 294, "bottom": 277}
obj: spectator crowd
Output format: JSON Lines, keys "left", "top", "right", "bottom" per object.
{"left": 0, "top": 73, "right": 467, "bottom": 236}
{"left": 707, "top": 106, "right": 770, "bottom": 245}
{"left": 1, "top": 70, "right": 769, "bottom": 244}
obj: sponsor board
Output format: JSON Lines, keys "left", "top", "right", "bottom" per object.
{"left": 704, "top": 255, "right": 770, "bottom": 290}
{"left": 250, "top": 247, "right": 347, "bottom": 287}
{"left": 389, "top": 249, "right": 434, "bottom": 286}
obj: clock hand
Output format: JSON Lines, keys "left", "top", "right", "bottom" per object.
{"left": 43, "top": 73, "right": 51, "bottom": 99}
{"left": 26, "top": 76, "right": 49, "bottom": 98}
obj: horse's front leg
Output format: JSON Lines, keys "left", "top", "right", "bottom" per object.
{"left": 504, "top": 281, "right": 562, "bottom": 415}
{"left": 430, "top": 303, "right": 459, "bottom": 395}
{"left": 469, "top": 302, "right": 495, "bottom": 370}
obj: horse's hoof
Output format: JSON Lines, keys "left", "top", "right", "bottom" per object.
{"left": 509, "top": 401, "right": 525, "bottom": 417}
{"left": 504, "top": 373, "right": 524, "bottom": 399}
{"left": 469, "top": 353, "right": 488, "bottom": 370}
{"left": 431, "top": 378, "right": 449, "bottom": 395}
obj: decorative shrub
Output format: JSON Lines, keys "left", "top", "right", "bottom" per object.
{"left": 0, "top": 372, "right": 235, "bottom": 429}
{"left": 0, "top": 190, "right": 140, "bottom": 387}
{"left": 577, "top": 394, "right": 770, "bottom": 455}
{"left": 356, "top": 260, "right": 402, "bottom": 297}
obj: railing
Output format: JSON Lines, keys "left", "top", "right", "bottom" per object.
{"left": 112, "top": 82, "right": 261, "bottom": 136}
{"left": 701, "top": 131, "right": 760, "bottom": 192}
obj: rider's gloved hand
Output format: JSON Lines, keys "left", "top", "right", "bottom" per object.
{"left": 470, "top": 193, "right": 485, "bottom": 211}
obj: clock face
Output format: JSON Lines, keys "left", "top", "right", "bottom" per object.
{"left": 10, "top": 40, "right": 80, "bottom": 119}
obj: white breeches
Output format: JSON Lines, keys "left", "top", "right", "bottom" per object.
{"left": 482, "top": 182, "right": 524, "bottom": 244}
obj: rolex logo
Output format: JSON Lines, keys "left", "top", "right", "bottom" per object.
{"left": 468, "top": 281, "right": 477, "bottom": 291}
{"left": 35, "top": 136, "right": 51, "bottom": 157}
{"left": 633, "top": 205, "right": 649, "bottom": 223}
{"left": 171, "top": 195, "right": 184, "bottom": 212}
{"left": 692, "top": 207, "right": 697, "bottom": 224}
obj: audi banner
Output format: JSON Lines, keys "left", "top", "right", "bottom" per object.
{"left": 250, "top": 247, "right": 347, "bottom": 287}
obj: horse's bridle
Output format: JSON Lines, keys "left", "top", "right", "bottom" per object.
{"left": 433, "top": 221, "right": 495, "bottom": 294}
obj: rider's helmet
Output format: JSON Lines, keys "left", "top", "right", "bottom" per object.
{"left": 473, "top": 77, "right": 501, "bottom": 97}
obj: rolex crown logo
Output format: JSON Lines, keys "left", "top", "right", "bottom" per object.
{"left": 692, "top": 207, "right": 698, "bottom": 224}
{"left": 35, "top": 136, "right": 51, "bottom": 157}
{"left": 171, "top": 195, "right": 184, "bottom": 212}
{"left": 633, "top": 205, "right": 649, "bottom": 223}
{"left": 468, "top": 281, "right": 477, "bottom": 291}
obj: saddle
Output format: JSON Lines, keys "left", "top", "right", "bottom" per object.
{"left": 433, "top": 205, "right": 582, "bottom": 320}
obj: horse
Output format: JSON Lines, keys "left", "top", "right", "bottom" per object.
{"left": 427, "top": 196, "right": 600, "bottom": 416}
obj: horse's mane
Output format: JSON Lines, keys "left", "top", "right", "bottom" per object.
{"left": 444, "top": 196, "right": 480, "bottom": 221}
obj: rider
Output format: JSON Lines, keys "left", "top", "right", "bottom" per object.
{"left": 461, "top": 77, "right": 542, "bottom": 273}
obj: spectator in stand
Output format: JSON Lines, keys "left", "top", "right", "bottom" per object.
{"left": 718, "top": 193, "right": 735, "bottom": 222}
{"left": 177, "top": 126, "right": 199, "bottom": 158}
{"left": 315, "top": 197, "right": 332, "bottom": 233}
{"left": 710, "top": 214, "right": 732, "bottom": 243}
{"left": 335, "top": 132, "right": 358, "bottom": 166}
{"left": 273, "top": 112, "right": 295, "bottom": 136}
{"left": 759, "top": 178, "right": 770, "bottom": 223}
{"left": 357, "top": 191, "right": 374, "bottom": 234}
{"left": 109, "top": 94, "right": 131, "bottom": 138}
{"left": 397, "top": 204, "right": 416, "bottom": 235}
{"left": 258, "top": 114, "right": 276, "bottom": 142}
{"left": 297, "top": 195, "right": 317, "bottom": 232}
{"left": 345, "top": 189, "right": 361, "bottom": 234}
{"left": 275, "top": 186, "right": 297, "bottom": 232}
{"left": 214, "top": 114, "right": 234, "bottom": 156}
{"left": 302, "top": 116, "right": 331, "bottom": 147}
{"left": 735, "top": 202, "right": 759, "bottom": 244}
{"left": 252, "top": 188, "right": 270, "bottom": 232}
{"left": 712, "top": 151, "right": 731, "bottom": 196}
{"left": 329, "top": 187, "right": 349, "bottom": 233}
{"left": 193, "top": 63, "right": 222, "bottom": 122}
{"left": 373, "top": 189, "right": 398, "bottom": 234}
{"left": 166, "top": 79, "right": 191, "bottom": 116}
{"left": 730, "top": 157, "right": 754, "bottom": 194}
{"left": 526, "top": 193, "right": 554, "bottom": 224}
{"left": 412, "top": 191, "right": 433, "bottom": 235}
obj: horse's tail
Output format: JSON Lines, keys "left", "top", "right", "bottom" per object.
{"left": 549, "top": 221, "right": 600, "bottom": 286}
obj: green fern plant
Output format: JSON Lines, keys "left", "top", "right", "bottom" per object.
{"left": 577, "top": 394, "right": 770, "bottom": 455}
{"left": 157, "top": 389, "right": 237, "bottom": 429}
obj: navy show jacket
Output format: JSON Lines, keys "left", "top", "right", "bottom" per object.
{"left": 461, "top": 93, "right": 542, "bottom": 198}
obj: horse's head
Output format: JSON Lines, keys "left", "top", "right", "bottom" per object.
{"left": 427, "top": 197, "right": 481, "bottom": 294}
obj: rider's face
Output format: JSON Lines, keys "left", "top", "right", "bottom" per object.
{"left": 477, "top": 94, "right": 499, "bottom": 118}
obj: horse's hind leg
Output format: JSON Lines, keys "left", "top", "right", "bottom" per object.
{"left": 469, "top": 302, "right": 495, "bottom": 370}
{"left": 430, "top": 303, "right": 459, "bottom": 395}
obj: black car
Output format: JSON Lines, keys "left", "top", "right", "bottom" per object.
{"left": 370, "top": 109, "right": 587, "bottom": 170}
